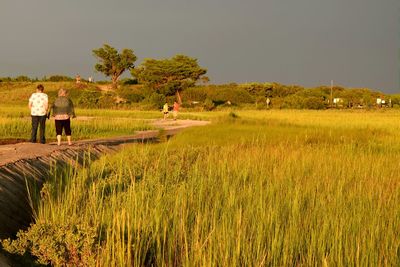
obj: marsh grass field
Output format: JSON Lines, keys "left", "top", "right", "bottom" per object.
{"left": 0, "top": 105, "right": 207, "bottom": 142}
{"left": 1, "top": 107, "right": 400, "bottom": 266}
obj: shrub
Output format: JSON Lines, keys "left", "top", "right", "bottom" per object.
{"left": 117, "top": 87, "right": 145, "bottom": 103}
{"left": 271, "top": 83, "right": 303, "bottom": 97}
{"left": 46, "top": 75, "right": 74, "bottom": 82}
{"left": 1, "top": 221, "right": 98, "bottom": 266}
{"left": 390, "top": 95, "right": 400, "bottom": 107}
{"left": 15, "top": 75, "right": 31, "bottom": 82}
{"left": 0, "top": 77, "right": 12, "bottom": 82}
{"left": 120, "top": 78, "right": 138, "bottom": 85}
{"left": 302, "top": 97, "right": 327, "bottom": 109}
{"left": 181, "top": 87, "right": 208, "bottom": 102}
{"left": 281, "top": 95, "right": 326, "bottom": 109}
{"left": 281, "top": 95, "right": 303, "bottom": 109}
{"left": 144, "top": 93, "right": 165, "bottom": 109}
{"left": 203, "top": 98, "right": 215, "bottom": 111}
{"left": 207, "top": 87, "right": 254, "bottom": 105}
{"left": 77, "top": 90, "right": 102, "bottom": 108}
{"left": 97, "top": 93, "right": 117, "bottom": 108}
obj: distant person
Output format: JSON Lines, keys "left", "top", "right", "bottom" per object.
{"left": 75, "top": 74, "right": 81, "bottom": 84}
{"left": 266, "top": 97, "right": 271, "bottom": 108}
{"left": 162, "top": 102, "right": 169, "bottom": 120}
{"left": 173, "top": 101, "right": 180, "bottom": 121}
{"left": 50, "top": 89, "right": 76, "bottom": 146}
{"left": 88, "top": 76, "right": 93, "bottom": 83}
{"left": 28, "top": 84, "right": 48, "bottom": 144}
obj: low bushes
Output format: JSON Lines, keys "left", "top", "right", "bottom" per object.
{"left": 2, "top": 221, "right": 98, "bottom": 266}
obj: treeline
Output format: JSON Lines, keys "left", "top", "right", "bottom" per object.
{"left": 0, "top": 75, "right": 74, "bottom": 82}
{"left": 1, "top": 76, "right": 395, "bottom": 110}
{"left": 181, "top": 82, "right": 390, "bottom": 110}
{"left": 108, "top": 82, "right": 393, "bottom": 110}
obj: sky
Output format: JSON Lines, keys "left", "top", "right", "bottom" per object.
{"left": 0, "top": 0, "right": 399, "bottom": 93}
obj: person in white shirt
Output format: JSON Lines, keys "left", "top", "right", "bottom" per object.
{"left": 28, "top": 84, "right": 48, "bottom": 144}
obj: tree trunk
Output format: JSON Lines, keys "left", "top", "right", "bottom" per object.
{"left": 111, "top": 75, "right": 119, "bottom": 89}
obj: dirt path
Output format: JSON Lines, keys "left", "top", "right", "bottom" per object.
{"left": 0, "top": 119, "right": 209, "bottom": 166}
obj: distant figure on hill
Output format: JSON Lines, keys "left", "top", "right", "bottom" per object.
{"left": 75, "top": 74, "right": 81, "bottom": 84}
{"left": 88, "top": 76, "right": 93, "bottom": 83}
{"left": 162, "top": 102, "right": 169, "bottom": 120}
{"left": 28, "top": 84, "right": 48, "bottom": 144}
{"left": 266, "top": 97, "right": 271, "bottom": 108}
{"left": 50, "top": 89, "right": 76, "bottom": 146}
{"left": 173, "top": 101, "right": 180, "bottom": 121}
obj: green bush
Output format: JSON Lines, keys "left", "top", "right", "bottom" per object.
{"left": 271, "top": 83, "right": 303, "bottom": 97}
{"left": 182, "top": 87, "right": 208, "bottom": 102}
{"left": 0, "top": 77, "right": 12, "bottom": 82}
{"left": 281, "top": 95, "right": 303, "bottom": 109}
{"left": 281, "top": 95, "right": 326, "bottom": 109}
{"left": 97, "top": 93, "right": 117, "bottom": 108}
{"left": 207, "top": 87, "right": 254, "bottom": 105}
{"left": 15, "top": 75, "right": 32, "bottom": 82}
{"left": 302, "top": 97, "right": 327, "bottom": 109}
{"left": 120, "top": 78, "right": 138, "bottom": 85}
{"left": 388, "top": 95, "right": 400, "bottom": 107}
{"left": 76, "top": 90, "right": 102, "bottom": 108}
{"left": 144, "top": 93, "right": 165, "bottom": 109}
{"left": 203, "top": 98, "right": 215, "bottom": 111}
{"left": 46, "top": 75, "right": 74, "bottom": 82}
{"left": 117, "top": 87, "right": 145, "bottom": 103}
{"left": 2, "top": 221, "right": 98, "bottom": 266}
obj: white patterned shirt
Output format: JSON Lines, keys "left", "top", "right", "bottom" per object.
{"left": 29, "top": 92, "right": 48, "bottom": 116}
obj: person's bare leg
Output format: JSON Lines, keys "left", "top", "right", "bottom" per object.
{"left": 57, "top": 135, "right": 62, "bottom": 146}
{"left": 67, "top": 136, "right": 72, "bottom": 145}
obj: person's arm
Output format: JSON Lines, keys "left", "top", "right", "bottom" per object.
{"left": 44, "top": 96, "right": 49, "bottom": 112}
{"left": 28, "top": 95, "right": 33, "bottom": 110}
{"left": 47, "top": 102, "right": 53, "bottom": 118}
{"left": 69, "top": 99, "right": 76, "bottom": 118}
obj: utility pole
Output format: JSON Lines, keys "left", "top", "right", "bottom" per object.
{"left": 330, "top": 80, "right": 333, "bottom": 108}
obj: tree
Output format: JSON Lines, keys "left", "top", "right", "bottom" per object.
{"left": 92, "top": 44, "right": 137, "bottom": 88}
{"left": 132, "top": 54, "right": 207, "bottom": 103}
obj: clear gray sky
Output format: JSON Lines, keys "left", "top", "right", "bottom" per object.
{"left": 0, "top": 0, "right": 399, "bottom": 93}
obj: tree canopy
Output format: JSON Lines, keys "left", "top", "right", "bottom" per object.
{"left": 132, "top": 55, "right": 207, "bottom": 102}
{"left": 93, "top": 44, "right": 137, "bottom": 88}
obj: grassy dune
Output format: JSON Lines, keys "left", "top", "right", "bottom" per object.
{"left": 2, "top": 110, "right": 400, "bottom": 266}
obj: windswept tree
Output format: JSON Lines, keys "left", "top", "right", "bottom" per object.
{"left": 132, "top": 54, "right": 207, "bottom": 103}
{"left": 92, "top": 44, "right": 137, "bottom": 88}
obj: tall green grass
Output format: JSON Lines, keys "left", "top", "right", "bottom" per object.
{"left": 0, "top": 105, "right": 214, "bottom": 141}
{"left": 2, "top": 111, "right": 400, "bottom": 266}
{"left": 0, "top": 105, "right": 158, "bottom": 141}
{"left": 0, "top": 116, "right": 152, "bottom": 141}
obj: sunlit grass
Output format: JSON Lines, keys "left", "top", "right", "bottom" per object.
{"left": 3, "top": 110, "right": 400, "bottom": 266}
{"left": 0, "top": 105, "right": 217, "bottom": 141}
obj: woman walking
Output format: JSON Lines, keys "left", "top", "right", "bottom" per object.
{"left": 51, "top": 88, "right": 76, "bottom": 146}
{"left": 172, "top": 101, "right": 180, "bottom": 120}
{"left": 162, "top": 102, "right": 169, "bottom": 120}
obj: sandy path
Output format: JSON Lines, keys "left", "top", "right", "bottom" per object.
{"left": 0, "top": 119, "right": 209, "bottom": 167}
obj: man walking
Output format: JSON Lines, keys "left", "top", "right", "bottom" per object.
{"left": 28, "top": 84, "right": 48, "bottom": 144}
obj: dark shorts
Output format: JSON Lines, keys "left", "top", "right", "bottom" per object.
{"left": 55, "top": 119, "right": 71, "bottom": 136}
